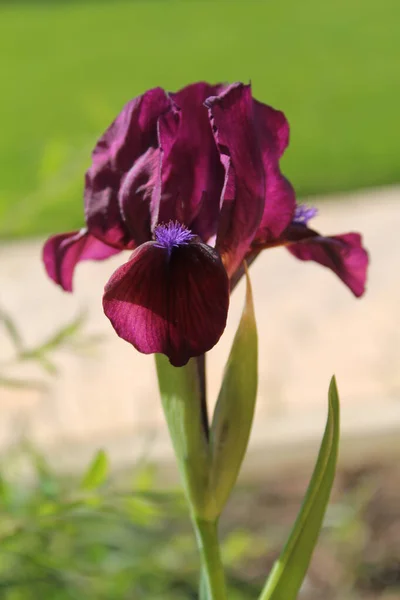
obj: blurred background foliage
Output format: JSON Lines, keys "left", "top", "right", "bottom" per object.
{"left": 0, "top": 307, "right": 102, "bottom": 392}
{"left": 0, "top": 0, "right": 399, "bottom": 238}
{"left": 0, "top": 442, "right": 399, "bottom": 599}
{"left": 1, "top": 312, "right": 400, "bottom": 599}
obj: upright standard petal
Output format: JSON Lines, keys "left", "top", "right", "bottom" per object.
{"left": 118, "top": 146, "right": 161, "bottom": 245}
{"left": 85, "top": 88, "right": 172, "bottom": 247}
{"left": 286, "top": 226, "right": 368, "bottom": 297}
{"left": 103, "top": 237, "right": 229, "bottom": 367}
{"left": 156, "top": 82, "right": 225, "bottom": 241}
{"left": 206, "top": 84, "right": 265, "bottom": 277}
{"left": 253, "top": 100, "right": 296, "bottom": 243}
{"left": 253, "top": 99, "right": 290, "bottom": 159}
{"left": 43, "top": 230, "right": 121, "bottom": 292}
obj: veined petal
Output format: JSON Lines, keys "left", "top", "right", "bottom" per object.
{"left": 43, "top": 229, "right": 121, "bottom": 292}
{"left": 85, "top": 87, "right": 172, "bottom": 247}
{"left": 157, "top": 82, "right": 225, "bottom": 241}
{"left": 103, "top": 240, "right": 229, "bottom": 366}
{"left": 118, "top": 146, "right": 160, "bottom": 245}
{"left": 286, "top": 226, "right": 368, "bottom": 297}
{"left": 206, "top": 83, "right": 265, "bottom": 276}
{"left": 253, "top": 99, "right": 290, "bottom": 159}
{"left": 171, "top": 81, "right": 227, "bottom": 108}
{"left": 255, "top": 171, "right": 296, "bottom": 243}
{"left": 253, "top": 100, "right": 296, "bottom": 242}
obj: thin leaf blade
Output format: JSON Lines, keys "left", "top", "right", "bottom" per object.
{"left": 0, "top": 308, "right": 23, "bottom": 351}
{"left": 34, "top": 312, "right": 86, "bottom": 353}
{"left": 259, "top": 376, "right": 340, "bottom": 600}
{"left": 210, "top": 266, "right": 258, "bottom": 514}
{"left": 80, "top": 449, "right": 109, "bottom": 491}
{"left": 0, "top": 375, "right": 47, "bottom": 391}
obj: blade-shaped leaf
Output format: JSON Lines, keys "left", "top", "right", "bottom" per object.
{"left": 0, "top": 308, "right": 23, "bottom": 351}
{"left": 209, "top": 266, "right": 258, "bottom": 514}
{"left": 0, "top": 474, "right": 11, "bottom": 507}
{"left": 0, "top": 375, "right": 47, "bottom": 391}
{"left": 35, "top": 354, "right": 59, "bottom": 376}
{"left": 199, "top": 570, "right": 209, "bottom": 600}
{"left": 155, "top": 355, "right": 211, "bottom": 518}
{"left": 28, "top": 312, "right": 86, "bottom": 355}
{"left": 80, "top": 449, "right": 108, "bottom": 491}
{"left": 259, "top": 376, "right": 340, "bottom": 600}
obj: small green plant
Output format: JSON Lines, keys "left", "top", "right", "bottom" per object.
{"left": 0, "top": 308, "right": 102, "bottom": 392}
{"left": 0, "top": 445, "right": 267, "bottom": 600}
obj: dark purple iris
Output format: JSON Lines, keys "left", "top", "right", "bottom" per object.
{"left": 43, "top": 81, "right": 368, "bottom": 366}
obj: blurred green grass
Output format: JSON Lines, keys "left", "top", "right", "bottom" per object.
{"left": 1, "top": 442, "right": 399, "bottom": 599}
{"left": 0, "top": 0, "right": 399, "bottom": 239}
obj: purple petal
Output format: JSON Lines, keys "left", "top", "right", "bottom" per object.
{"left": 43, "top": 229, "right": 120, "bottom": 292}
{"left": 155, "top": 82, "right": 225, "bottom": 242}
{"left": 171, "top": 81, "right": 227, "bottom": 107}
{"left": 85, "top": 88, "right": 172, "bottom": 247}
{"left": 118, "top": 146, "right": 161, "bottom": 245}
{"left": 253, "top": 99, "right": 290, "bottom": 158}
{"left": 254, "top": 172, "right": 296, "bottom": 243}
{"left": 206, "top": 83, "right": 265, "bottom": 277}
{"left": 253, "top": 100, "right": 296, "bottom": 242}
{"left": 286, "top": 227, "right": 369, "bottom": 297}
{"left": 103, "top": 240, "right": 229, "bottom": 366}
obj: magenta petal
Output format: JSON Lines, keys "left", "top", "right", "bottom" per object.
{"left": 43, "top": 230, "right": 121, "bottom": 292}
{"left": 287, "top": 229, "right": 369, "bottom": 297}
{"left": 253, "top": 101, "right": 296, "bottom": 242}
{"left": 171, "top": 81, "right": 227, "bottom": 108}
{"left": 206, "top": 83, "right": 265, "bottom": 276}
{"left": 85, "top": 87, "right": 172, "bottom": 247}
{"left": 253, "top": 99, "right": 290, "bottom": 159}
{"left": 255, "top": 172, "right": 296, "bottom": 243}
{"left": 103, "top": 240, "right": 229, "bottom": 366}
{"left": 118, "top": 146, "right": 160, "bottom": 245}
{"left": 155, "top": 83, "right": 225, "bottom": 241}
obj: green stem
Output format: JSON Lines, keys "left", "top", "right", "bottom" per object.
{"left": 196, "top": 354, "right": 209, "bottom": 441}
{"left": 192, "top": 518, "right": 227, "bottom": 600}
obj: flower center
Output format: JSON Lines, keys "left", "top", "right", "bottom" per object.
{"left": 292, "top": 204, "right": 318, "bottom": 226}
{"left": 154, "top": 221, "right": 195, "bottom": 253}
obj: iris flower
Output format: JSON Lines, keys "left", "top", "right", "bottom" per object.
{"left": 43, "top": 82, "right": 368, "bottom": 366}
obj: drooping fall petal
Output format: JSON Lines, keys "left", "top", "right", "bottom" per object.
{"left": 103, "top": 239, "right": 229, "bottom": 367}
{"left": 206, "top": 83, "right": 265, "bottom": 277}
{"left": 286, "top": 227, "right": 368, "bottom": 297}
{"left": 43, "top": 229, "right": 121, "bottom": 292}
{"left": 85, "top": 87, "right": 172, "bottom": 247}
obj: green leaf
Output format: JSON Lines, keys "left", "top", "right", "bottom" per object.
{"left": 155, "top": 355, "right": 211, "bottom": 519}
{"left": 27, "top": 312, "right": 86, "bottom": 355}
{"left": 0, "top": 308, "right": 23, "bottom": 351}
{"left": 35, "top": 354, "right": 59, "bottom": 376}
{"left": 199, "top": 570, "right": 209, "bottom": 600}
{"left": 0, "top": 474, "right": 12, "bottom": 507}
{"left": 259, "top": 376, "right": 340, "bottom": 600}
{"left": 0, "top": 375, "right": 47, "bottom": 391}
{"left": 209, "top": 266, "right": 258, "bottom": 514}
{"left": 80, "top": 449, "right": 109, "bottom": 491}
